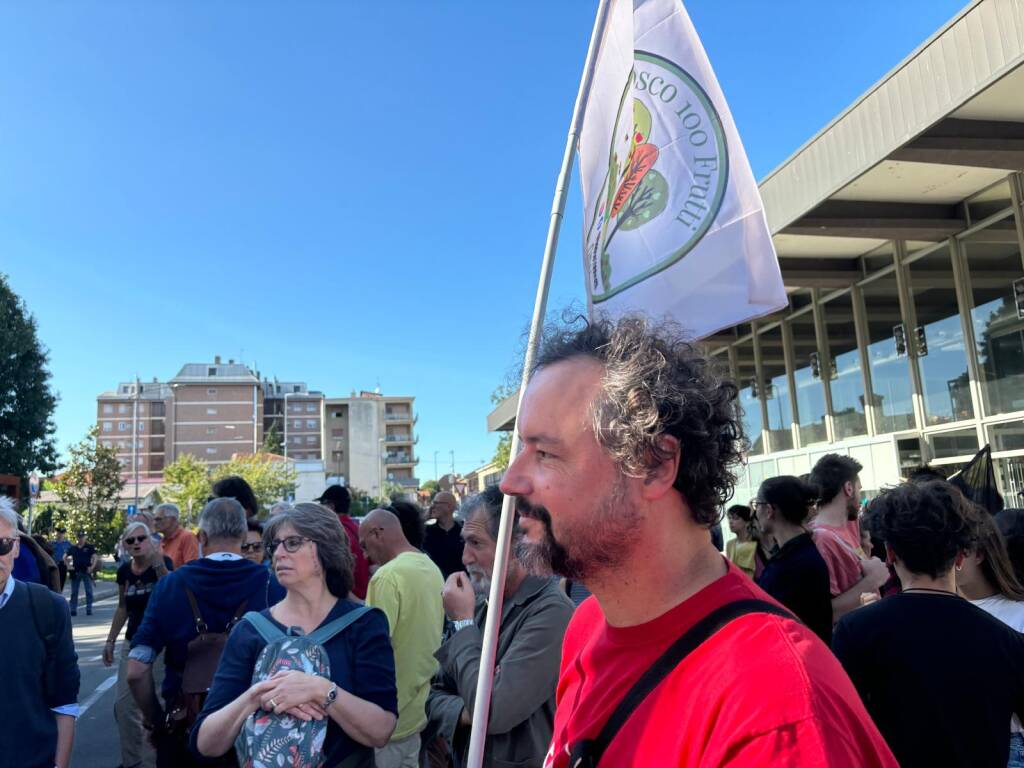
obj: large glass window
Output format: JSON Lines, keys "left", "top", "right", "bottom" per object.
{"left": 735, "top": 338, "right": 763, "bottom": 455}
{"left": 908, "top": 248, "right": 973, "bottom": 425}
{"left": 789, "top": 312, "right": 827, "bottom": 445}
{"left": 760, "top": 325, "right": 793, "bottom": 451}
{"left": 862, "top": 271, "right": 916, "bottom": 433}
{"left": 823, "top": 293, "right": 867, "bottom": 439}
{"left": 963, "top": 220, "right": 1024, "bottom": 415}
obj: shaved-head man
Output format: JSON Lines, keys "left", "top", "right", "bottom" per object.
{"left": 424, "top": 491, "right": 465, "bottom": 579}
{"left": 361, "top": 509, "right": 445, "bottom": 768}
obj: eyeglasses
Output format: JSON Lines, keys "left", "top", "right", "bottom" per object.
{"left": 0, "top": 538, "right": 16, "bottom": 556}
{"left": 123, "top": 535, "right": 148, "bottom": 545}
{"left": 268, "top": 536, "right": 311, "bottom": 555}
{"left": 241, "top": 542, "right": 264, "bottom": 553}
{"left": 153, "top": 516, "right": 166, "bottom": 522}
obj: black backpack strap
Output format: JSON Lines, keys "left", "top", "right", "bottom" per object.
{"left": 26, "top": 582, "right": 58, "bottom": 703}
{"left": 570, "top": 599, "right": 796, "bottom": 768}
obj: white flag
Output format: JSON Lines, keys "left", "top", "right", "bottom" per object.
{"left": 580, "top": 0, "right": 786, "bottom": 338}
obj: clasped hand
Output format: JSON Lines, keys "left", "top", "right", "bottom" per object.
{"left": 249, "top": 670, "right": 330, "bottom": 722}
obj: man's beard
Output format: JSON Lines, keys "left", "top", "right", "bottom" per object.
{"left": 513, "top": 479, "right": 639, "bottom": 582}
{"left": 466, "top": 567, "right": 491, "bottom": 598}
{"left": 846, "top": 496, "right": 861, "bottom": 521}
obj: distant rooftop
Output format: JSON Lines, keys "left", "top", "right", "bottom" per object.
{"left": 171, "top": 361, "right": 258, "bottom": 383}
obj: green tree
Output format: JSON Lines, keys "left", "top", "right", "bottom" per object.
{"left": 52, "top": 426, "right": 125, "bottom": 554}
{"left": 211, "top": 454, "right": 297, "bottom": 516}
{"left": 0, "top": 273, "right": 60, "bottom": 489}
{"left": 420, "top": 479, "right": 440, "bottom": 496}
{"left": 492, "top": 432, "right": 512, "bottom": 471}
{"left": 261, "top": 422, "right": 284, "bottom": 455}
{"left": 162, "top": 453, "right": 212, "bottom": 525}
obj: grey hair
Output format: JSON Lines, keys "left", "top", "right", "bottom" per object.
{"left": 0, "top": 497, "right": 20, "bottom": 532}
{"left": 123, "top": 520, "right": 152, "bottom": 540}
{"left": 459, "top": 486, "right": 520, "bottom": 547}
{"left": 154, "top": 503, "right": 180, "bottom": 520}
{"left": 264, "top": 502, "right": 353, "bottom": 598}
{"left": 531, "top": 313, "right": 744, "bottom": 527}
{"left": 197, "top": 498, "right": 247, "bottom": 542}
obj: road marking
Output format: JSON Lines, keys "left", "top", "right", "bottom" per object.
{"left": 78, "top": 673, "right": 118, "bottom": 716}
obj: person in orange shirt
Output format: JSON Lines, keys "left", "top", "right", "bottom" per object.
{"left": 154, "top": 503, "right": 199, "bottom": 569}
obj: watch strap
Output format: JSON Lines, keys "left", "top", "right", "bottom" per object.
{"left": 452, "top": 619, "right": 474, "bottom": 632}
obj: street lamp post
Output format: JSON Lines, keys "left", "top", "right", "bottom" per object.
{"left": 378, "top": 437, "right": 386, "bottom": 500}
{"left": 284, "top": 392, "right": 295, "bottom": 459}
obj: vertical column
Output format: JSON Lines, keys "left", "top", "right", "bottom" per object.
{"left": 850, "top": 285, "right": 877, "bottom": 436}
{"left": 950, "top": 236, "right": 985, "bottom": 427}
{"left": 781, "top": 319, "right": 800, "bottom": 448}
{"left": 810, "top": 288, "right": 835, "bottom": 443}
{"left": 893, "top": 240, "right": 926, "bottom": 432}
{"left": 751, "top": 323, "right": 770, "bottom": 453}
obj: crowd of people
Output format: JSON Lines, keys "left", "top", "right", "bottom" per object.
{"left": 4, "top": 313, "right": 1024, "bottom": 768}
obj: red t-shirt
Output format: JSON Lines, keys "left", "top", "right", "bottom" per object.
{"left": 544, "top": 562, "right": 896, "bottom": 768}
{"left": 339, "top": 514, "right": 370, "bottom": 599}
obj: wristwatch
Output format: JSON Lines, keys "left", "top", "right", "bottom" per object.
{"left": 452, "top": 619, "right": 474, "bottom": 632}
{"left": 323, "top": 682, "right": 338, "bottom": 710}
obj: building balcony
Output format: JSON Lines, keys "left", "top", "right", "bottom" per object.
{"left": 385, "top": 412, "right": 414, "bottom": 422}
{"left": 395, "top": 477, "right": 419, "bottom": 488}
{"left": 385, "top": 434, "right": 417, "bottom": 443}
{"left": 385, "top": 455, "right": 419, "bottom": 466}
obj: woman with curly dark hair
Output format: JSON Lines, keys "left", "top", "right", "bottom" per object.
{"left": 833, "top": 481, "right": 1024, "bottom": 768}
{"left": 500, "top": 313, "right": 896, "bottom": 768}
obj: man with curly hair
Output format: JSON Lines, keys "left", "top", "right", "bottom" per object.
{"left": 834, "top": 481, "right": 1024, "bottom": 768}
{"left": 500, "top": 314, "right": 896, "bottom": 768}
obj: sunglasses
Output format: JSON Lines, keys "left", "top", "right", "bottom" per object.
{"left": 268, "top": 536, "right": 311, "bottom": 555}
{"left": 241, "top": 542, "right": 264, "bottom": 553}
{"left": 124, "top": 535, "right": 148, "bottom": 545}
{"left": 0, "top": 537, "right": 16, "bottom": 556}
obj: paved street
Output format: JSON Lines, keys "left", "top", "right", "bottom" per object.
{"left": 66, "top": 581, "right": 123, "bottom": 768}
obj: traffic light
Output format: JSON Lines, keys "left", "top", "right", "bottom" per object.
{"left": 749, "top": 378, "right": 759, "bottom": 399}
{"left": 1014, "top": 277, "right": 1024, "bottom": 320}
{"left": 893, "top": 324, "right": 908, "bottom": 357}
{"left": 914, "top": 325, "right": 928, "bottom": 357}
{"left": 809, "top": 352, "right": 820, "bottom": 379}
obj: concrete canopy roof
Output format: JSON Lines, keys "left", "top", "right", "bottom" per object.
{"left": 759, "top": 0, "right": 1024, "bottom": 286}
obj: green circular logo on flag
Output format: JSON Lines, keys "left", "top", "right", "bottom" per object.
{"left": 585, "top": 51, "right": 729, "bottom": 302}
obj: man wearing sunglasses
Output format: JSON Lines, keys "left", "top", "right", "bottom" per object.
{"left": 126, "top": 498, "right": 285, "bottom": 767}
{"left": 0, "top": 497, "right": 80, "bottom": 768}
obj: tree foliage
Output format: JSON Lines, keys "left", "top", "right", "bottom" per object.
{"left": 162, "top": 453, "right": 212, "bottom": 524}
{"left": 492, "top": 432, "right": 512, "bottom": 471}
{"left": 211, "top": 454, "right": 297, "bottom": 516}
{"left": 52, "top": 426, "right": 125, "bottom": 553}
{"left": 0, "top": 273, "right": 60, "bottom": 488}
{"left": 420, "top": 479, "right": 439, "bottom": 496}
{"left": 261, "top": 422, "right": 284, "bottom": 455}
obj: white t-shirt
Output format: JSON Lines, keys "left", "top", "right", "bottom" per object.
{"left": 971, "top": 594, "right": 1024, "bottom": 733}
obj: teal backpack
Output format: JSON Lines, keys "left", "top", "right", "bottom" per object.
{"left": 235, "top": 606, "right": 371, "bottom": 768}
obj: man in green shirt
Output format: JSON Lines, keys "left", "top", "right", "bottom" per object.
{"left": 360, "top": 508, "right": 445, "bottom": 768}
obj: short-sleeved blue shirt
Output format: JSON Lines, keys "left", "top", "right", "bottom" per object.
{"left": 191, "top": 598, "right": 398, "bottom": 767}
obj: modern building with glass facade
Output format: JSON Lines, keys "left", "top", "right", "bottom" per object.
{"left": 717, "top": 0, "right": 1024, "bottom": 507}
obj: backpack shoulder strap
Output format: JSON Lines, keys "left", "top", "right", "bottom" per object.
{"left": 308, "top": 605, "right": 372, "bottom": 645}
{"left": 26, "top": 582, "right": 58, "bottom": 701}
{"left": 241, "top": 611, "right": 285, "bottom": 644}
{"left": 26, "top": 582, "right": 58, "bottom": 645}
{"left": 572, "top": 599, "right": 795, "bottom": 768}
{"left": 182, "top": 586, "right": 208, "bottom": 633}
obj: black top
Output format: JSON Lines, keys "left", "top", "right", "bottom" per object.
{"left": 833, "top": 592, "right": 1024, "bottom": 768}
{"left": 116, "top": 556, "right": 174, "bottom": 641}
{"left": 423, "top": 519, "right": 465, "bottom": 579}
{"left": 68, "top": 544, "right": 96, "bottom": 572}
{"left": 755, "top": 532, "right": 832, "bottom": 644}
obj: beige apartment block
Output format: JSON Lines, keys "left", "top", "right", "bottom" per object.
{"left": 324, "top": 391, "right": 418, "bottom": 497}
{"left": 97, "top": 380, "right": 171, "bottom": 480}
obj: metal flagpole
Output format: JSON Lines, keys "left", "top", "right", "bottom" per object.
{"left": 465, "top": 1, "right": 613, "bottom": 765}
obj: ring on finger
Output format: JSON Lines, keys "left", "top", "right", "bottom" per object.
{"left": 269, "top": 697, "right": 278, "bottom": 710}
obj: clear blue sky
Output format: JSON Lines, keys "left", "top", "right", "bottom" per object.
{"left": 1, "top": 0, "right": 965, "bottom": 480}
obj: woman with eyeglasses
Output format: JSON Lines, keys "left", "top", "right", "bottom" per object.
{"left": 752, "top": 476, "right": 833, "bottom": 644}
{"left": 192, "top": 502, "right": 398, "bottom": 767}
{"left": 104, "top": 520, "right": 173, "bottom": 768}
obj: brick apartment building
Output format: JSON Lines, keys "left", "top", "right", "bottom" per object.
{"left": 98, "top": 362, "right": 410, "bottom": 491}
